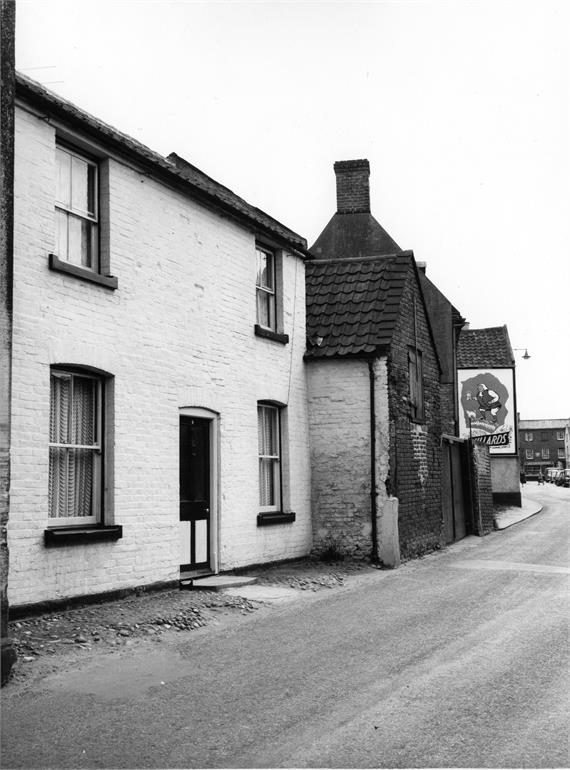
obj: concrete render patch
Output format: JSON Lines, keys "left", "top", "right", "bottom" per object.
{"left": 219, "top": 584, "right": 301, "bottom": 603}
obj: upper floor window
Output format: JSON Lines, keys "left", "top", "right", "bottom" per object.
{"left": 49, "top": 369, "right": 103, "bottom": 525}
{"left": 55, "top": 144, "right": 99, "bottom": 271}
{"left": 408, "top": 348, "right": 424, "bottom": 422}
{"left": 258, "top": 404, "right": 281, "bottom": 512}
{"left": 525, "top": 432, "right": 533, "bottom": 441}
{"left": 557, "top": 431, "right": 564, "bottom": 441}
{"left": 256, "top": 245, "right": 276, "bottom": 331}
{"left": 541, "top": 448, "right": 550, "bottom": 459}
{"left": 558, "top": 448, "right": 565, "bottom": 459}
{"left": 525, "top": 449, "right": 533, "bottom": 460}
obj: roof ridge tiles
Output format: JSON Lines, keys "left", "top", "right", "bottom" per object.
{"left": 308, "top": 254, "right": 402, "bottom": 265}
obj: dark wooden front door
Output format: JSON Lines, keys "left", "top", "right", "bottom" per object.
{"left": 179, "top": 416, "right": 210, "bottom": 571}
{"left": 442, "top": 438, "right": 468, "bottom": 543}
{"left": 450, "top": 442, "right": 467, "bottom": 541}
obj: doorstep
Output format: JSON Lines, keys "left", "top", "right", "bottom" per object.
{"left": 180, "top": 574, "right": 259, "bottom": 591}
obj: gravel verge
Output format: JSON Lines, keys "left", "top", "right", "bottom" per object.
{"left": 6, "top": 559, "right": 376, "bottom": 686}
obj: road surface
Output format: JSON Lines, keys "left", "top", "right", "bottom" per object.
{"left": 2, "top": 484, "right": 568, "bottom": 768}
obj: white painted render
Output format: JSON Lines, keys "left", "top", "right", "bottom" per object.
{"left": 490, "top": 458, "right": 521, "bottom": 496}
{"left": 8, "top": 106, "right": 312, "bottom": 606}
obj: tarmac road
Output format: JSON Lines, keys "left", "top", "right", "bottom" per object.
{"left": 2, "top": 484, "right": 569, "bottom": 769}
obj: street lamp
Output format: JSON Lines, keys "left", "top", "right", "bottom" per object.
{"left": 513, "top": 348, "right": 531, "bottom": 360}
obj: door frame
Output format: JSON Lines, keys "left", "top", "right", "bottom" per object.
{"left": 179, "top": 407, "right": 220, "bottom": 575}
{"left": 441, "top": 434, "right": 469, "bottom": 543}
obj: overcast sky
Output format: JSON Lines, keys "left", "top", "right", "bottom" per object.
{"left": 15, "top": 0, "right": 570, "bottom": 420}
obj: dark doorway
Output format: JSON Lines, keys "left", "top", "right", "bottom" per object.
{"left": 442, "top": 438, "right": 468, "bottom": 543}
{"left": 179, "top": 416, "right": 210, "bottom": 572}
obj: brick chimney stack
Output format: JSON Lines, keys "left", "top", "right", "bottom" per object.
{"left": 334, "top": 159, "right": 370, "bottom": 214}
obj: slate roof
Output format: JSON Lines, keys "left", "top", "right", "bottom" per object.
{"left": 15, "top": 73, "right": 308, "bottom": 256}
{"left": 456, "top": 326, "right": 515, "bottom": 368}
{"left": 305, "top": 254, "right": 412, "bottom": 359}
{"left": 310, "top": 212, "right": 402, "bottom": 259}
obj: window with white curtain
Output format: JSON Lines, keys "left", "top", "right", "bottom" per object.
{"left": 257, "top": 404, "right": 281, "bottom": 511}
{"left": 49, "top": 370, "right": 102, "bottom": 525}
{"left": 55, "top": 144, "right": 99, "bottom": 271}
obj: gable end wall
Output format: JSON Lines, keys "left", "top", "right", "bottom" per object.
{"left": 388, "top": 267, "right": 443, "bottom": 558}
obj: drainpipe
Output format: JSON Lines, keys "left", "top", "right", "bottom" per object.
{"left": 368, "top": 359, "right": 379, "bottom": 561}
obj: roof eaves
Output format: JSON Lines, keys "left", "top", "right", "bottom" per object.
{"left": 304, "top": 344, "right": 389, "bottom": 361}
{"left": 15, "top": 73, "right": 309, "bottom": 257}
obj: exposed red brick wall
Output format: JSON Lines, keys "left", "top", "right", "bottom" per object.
{"left": 334, "top": 160, "right": 370, "bottom": 214}
{"left": 387, "top": 265, "right": 444, "bottom": 559}
{"left": 470, "top": 444, "right": 494, "bottom": 534}
{"left": 440, "top": 382, "right": 457, "bottom": 437}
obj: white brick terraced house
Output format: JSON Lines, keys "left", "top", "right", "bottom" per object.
{"left": 9, "top": 74, "right": 312, "bottom": 609}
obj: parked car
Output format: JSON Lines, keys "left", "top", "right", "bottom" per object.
{"left": 546, "top": 468, "right": 558, "bottom": 483}
{"left": 555, "top": 469, "right": 570, "bottom": 487}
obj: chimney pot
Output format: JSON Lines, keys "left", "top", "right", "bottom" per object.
{"left": 334, "top": 159, "right": 370, "bottom": 214}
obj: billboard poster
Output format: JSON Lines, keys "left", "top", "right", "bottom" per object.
{"left": 457, "top": 368, "right": 517, "bottom": 455}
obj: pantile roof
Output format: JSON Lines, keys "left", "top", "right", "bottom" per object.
{"left": 457, "top": 326, "right": 514, "bottom": 368}
{"left": 305, "top": 254, "right": 412, "bottom": 359}
{"left": 15, "top": 73, "right": 308, "bottom": 256}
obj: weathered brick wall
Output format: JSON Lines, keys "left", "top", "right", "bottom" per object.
{"left": 8, "top": 107, "right": 312, "bottom": 607}
{"left": 440, "top": 382, "right": 457, "bottom": 437}
{"left": 334, "top": 160, "right": 370, "bottom": 214}
{"left": 388, "top": 267, "right": 444, "bottom": 559}
{"left": 417, "top": 271, "right": 458, "bottom": 438}
{"left": 470, "top": 444, "right": 494, "bottom": 534}
{"left": 307, "top": 359, "right": 373, "bottom": 559}
{"left": 0, "top": 0, "right": 17, "bottom": 681}
{"left": 307, "top": 357, "right": 392, "bottom": 560}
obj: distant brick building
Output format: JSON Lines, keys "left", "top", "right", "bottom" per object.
{"left": 519, "top": 419, "right": 569, "bottom": 477}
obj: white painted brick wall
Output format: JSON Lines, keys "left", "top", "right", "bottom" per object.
{"left": 307, "top": 357, "right": 390, "bottom": 559}
{"left": 8, "top": 106, "right": 312, "bottom": 607}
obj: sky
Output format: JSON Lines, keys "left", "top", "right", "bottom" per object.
{"left": 14, "top": 0, "right": 570, "bottom": 420}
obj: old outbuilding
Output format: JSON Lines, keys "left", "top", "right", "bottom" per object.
{"left": 305, "top": 159, "right": 464, "bottom": 563}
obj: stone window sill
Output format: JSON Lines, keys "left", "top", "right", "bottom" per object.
{"left": 44, "top": 525, "right": 123, "bottom": 546}
{"left": 257, "top": 511, "right": 296, "bottom": 527}
{"left": 49, "top": 254, "right": 118, "bottom": 289}
{"left": 254, "top": 325, "right": 289, "bottom": 345}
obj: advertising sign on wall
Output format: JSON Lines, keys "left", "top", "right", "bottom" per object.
{"left": 457, "top": 368, "right": 517, "bottom": 455}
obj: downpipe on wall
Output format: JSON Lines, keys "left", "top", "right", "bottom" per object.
{"left": 368, "top": 359, "right": 379, "bottom": 561}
